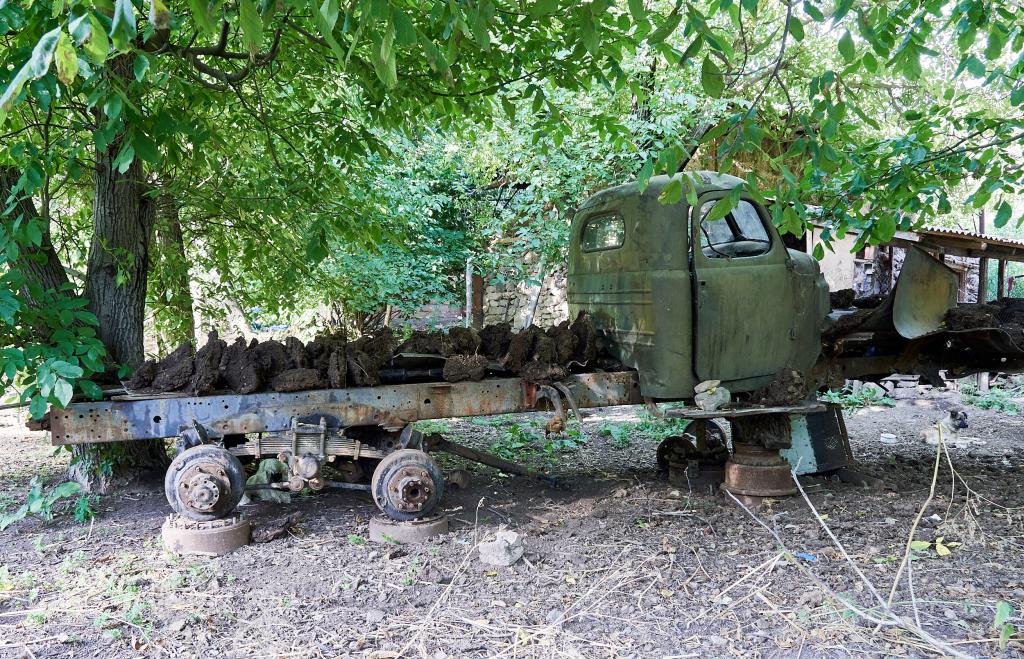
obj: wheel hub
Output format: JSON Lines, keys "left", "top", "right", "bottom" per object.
{"left": 388, "top": 467, "right": 434, "bottom": 513}
{"left": 178, "top": 465, "right": 231, "bottom": 514}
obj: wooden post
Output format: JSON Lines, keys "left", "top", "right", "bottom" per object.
{"left": 998, "top": 259, "right": 1007, "bottom": 299}
{"left": 978, "top": 210, "right": 989, "bottom": 303}
{"left": 464, "top": 259, "right": 473, "bottom": 328}
{"left": 471, "top": 273, "right": 485, "bottom": 329}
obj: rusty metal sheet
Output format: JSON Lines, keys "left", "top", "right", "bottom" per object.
{"left": 893, "top": 247, "right": 959, "bottom": 339}
{"left": 50, "top": 372, "right": 643, "bottom": 445}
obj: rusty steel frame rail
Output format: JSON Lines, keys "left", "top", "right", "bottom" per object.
{"left": 49, "top": 372, "right": 643, "bottom": 446}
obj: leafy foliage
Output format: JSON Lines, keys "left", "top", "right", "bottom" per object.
{"left": 0, "top": 478, "right": 83, "bottom": 531}
{"left": 2, "top": 0, "right": 1024, "bottom": 429}
{"left": 819, "top": 385, "right": 895, "bottom": 410}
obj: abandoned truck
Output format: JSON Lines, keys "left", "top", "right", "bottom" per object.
{"left": 42, "top": 171, "right": 1024, "bottom": 524}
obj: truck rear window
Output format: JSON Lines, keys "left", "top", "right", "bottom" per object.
{"left": 581, "top": 213, "right": 625, "bottom": 252}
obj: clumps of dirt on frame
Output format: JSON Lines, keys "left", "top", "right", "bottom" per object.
{"left": 125, "top": 312, "right": 615, "bottom": 395}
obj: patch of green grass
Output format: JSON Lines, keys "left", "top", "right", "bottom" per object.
{"left": 470, "top": 414, "right": 518, "bottom": 427}
{"left": 413, "top": 419, "right": 450, "bottom": 434}
{"left": 819, "top": 385, "right": 895, "bottom": 410}
{"left": 961, "top": 382, "right": 1020, "bottom": 415}
{"left": 598, "top": 415, "right": 694, "bottom": 449}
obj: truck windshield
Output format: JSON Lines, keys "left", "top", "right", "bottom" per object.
{"left": 698, "top": 199, "right": 771, "bottom": 259}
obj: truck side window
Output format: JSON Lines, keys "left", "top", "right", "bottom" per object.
{"left": 581, "top": 213, "right": 625, "bottom": 252}
{"left": 698, "top": 199, "right": 771, "bottom": 259}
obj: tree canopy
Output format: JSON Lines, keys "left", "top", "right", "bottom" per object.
{"left": 2, "top": 0, "right": 1023, "bottom": 430}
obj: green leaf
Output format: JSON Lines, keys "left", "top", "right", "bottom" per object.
{"left": 647, "top": 10, "right": 681, "bottom": 45}
{"left": 701, "top": 56, "right": 724, "bottom": 98}
{"left": 84, "top": 14, "right": 110, "bottom": 62}
{"left": 373, "top": 25, "right": 398, "bottom": 87}
{"left": 79, "top": 379, "right": 103, "bottom": 400}
{"left": 55, "top": 32, "right": 79, "bottom": 85}
{"left": 149, "top": 0, "right": 170, "bottom": 31}
{"left": 812, "top": 243, "right": 824, "bottom": 260}
{"left": 788, "top": 17, "right": 804, "bottom": 42}
{"left": 995, "top": 601, "right": 1015, "bottom": 628}
{"left": 838, "top": 30, "right": 854, "bottom": 62}
{"left": 110, "top": 0, "right": 137, "bottom": 51}
{"left": 963, "top": 54, "right": 985, "bottom": 78}
{"left": 0, "top": 290, "right": 19, "bottom": 323}
{"left": 658, "top": 178, "right": 683, "bottom": 204}
{"left": 803, "top": 2, "right": 824, "bottom": 21}
{"left": 581, "top": 6, "right": 599, "bottom": 56}
{"left": 134, "top": 133, "right": 159, "bottom": 162}
{"left": 985, "top": 29, "right": 1006, "bottom": 60}
{"left": 501, "top": 97, "right": 515, "bottom": 121}
{"left": 392, "top": 8, "right": 417, "bottom": 47}
{"left": 28, "top": 26, "right": 63, "bottom": 78}
{"left": 995, "top": 201, "right": 1012, "bottom": 228}
{"left": 49, "top": 481, "right": 82, "bottom": 499}
{"left": 28, "top": 394, "right": 48, "bottom": 419}
{"left": 133, "top": 52, "right": 149, "bottom": 81}
{"left": 239, "top": 0, "right": 264, "bottom": 55}
{"left": 51, "top": 360, "right": 84, "bottom": 378}
{"left": 909, "top": 540, "right": 931, "bottom": 551}
{"left": 188, "top": 0, "right": 218, "bottom": 34}
{"left": 627, "top": 0, "right": 646, "bottom": 22}
{"left": 705, "top": 196, "right": 735, "bottom": 221}
{"left": 54, "top": 378, "right": 74, "bottom": 406}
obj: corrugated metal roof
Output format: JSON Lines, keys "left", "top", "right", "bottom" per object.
{"left": 918, "top": 225, "right": 1024, "bottom": 249}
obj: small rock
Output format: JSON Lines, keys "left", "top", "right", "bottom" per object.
{"left": 545, "top": 609, "right": 563, "bottom": 626}
{"left": 365, "top": 609, "right": 386, "bottom": 624}
{"left": 880, "top": 433, "right": 898, "bottom": 445}
{"left": 166, "top": 618, "right": 187, "bottom": 633}
{"left": 479, "top": 530, "right": 525, "bottom": 567}
{"left": 446, "top": 469, "right": 472, "bottom": 490}
{"left": 591, "top": 509, "right": 608, "bottom": 519}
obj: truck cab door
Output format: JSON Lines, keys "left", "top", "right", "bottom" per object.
{"left": 690, "top": 193, "right": 796, "bottom": 383}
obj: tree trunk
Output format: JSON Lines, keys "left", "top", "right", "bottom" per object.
{"left": 0, "top": 166, "right": 72, "bottom": 298}
{"left": 150, "top": 194, "right": 196, "bottom": 354}
{"left": 71, "top": 56, "right": 169, "bottom": 491}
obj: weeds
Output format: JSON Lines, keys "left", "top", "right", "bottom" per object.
{"left": 489, "top": 420, "right": 587, "bottom": 463}
{"left": 413, "top": 419, "right": 451, "bottom": 434}
{"left": 960, "top": 382, "right": 1020, "bottom": 415}
{"left": 598, "top": 414, "right": 695, "bottom": 449}
{"left": 819, "top": 385, "right": 895, "bottom": 410}
{"left": 73, "top": 493, "right": 99, "bottom": 523}
{"left": 0, "top": 478, "right": 84, "bottom": 531}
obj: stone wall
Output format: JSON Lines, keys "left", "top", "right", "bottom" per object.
{"left": 483, "top": 267, "right": 569, "bottom": 328}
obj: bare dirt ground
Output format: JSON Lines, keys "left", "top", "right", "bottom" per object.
{"left": 0, "top": 392, "right": 1023, "bottom": 658}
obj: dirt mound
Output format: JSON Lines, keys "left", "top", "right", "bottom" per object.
{"left": 441, "top": 326, "right": 481, "bottom": 357}
{"left": 190, "top": 331, "right": 225, "bottom": 395}
{"left": 150, "top": 343, "right": 194, "bottom": 391}
{"left": 397, "top": 330, "right": 442, "bottom": 355}
{"left": 126, "top": 311, "right": 616, "bottom": 396}
{"left": 271, "top": 368, "right": 328, "bottom": 392}
{"left": 829, "top": 288, "right": 855, "bottom": 310}
{"left": 944, "top": 303, "right": 1001, "bottom": 330}
{"left": 479, "top": 322, "right": 512, "bottom": 360}
{"left": 750, "top": 368, "right": 808, "bottom": 406}
{"left": 443, "top": 355, "right": 488, "bottom": 383}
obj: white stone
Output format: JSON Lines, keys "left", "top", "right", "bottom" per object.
{"left": 479, "top": 530, "right": 524, "bottom": 566}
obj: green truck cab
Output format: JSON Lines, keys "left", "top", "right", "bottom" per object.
{"left": 568, "top": 171, "right": 830, "bottom": 399}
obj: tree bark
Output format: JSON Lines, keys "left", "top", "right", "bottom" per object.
{"left": 70, "top": 56, "right": 169, "bottom": 491}
{"left": 150, "top": 194, "right": 196, "bottom": 354}
{"left": 0, "top": 166, "right": 72, "bottom": 298}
